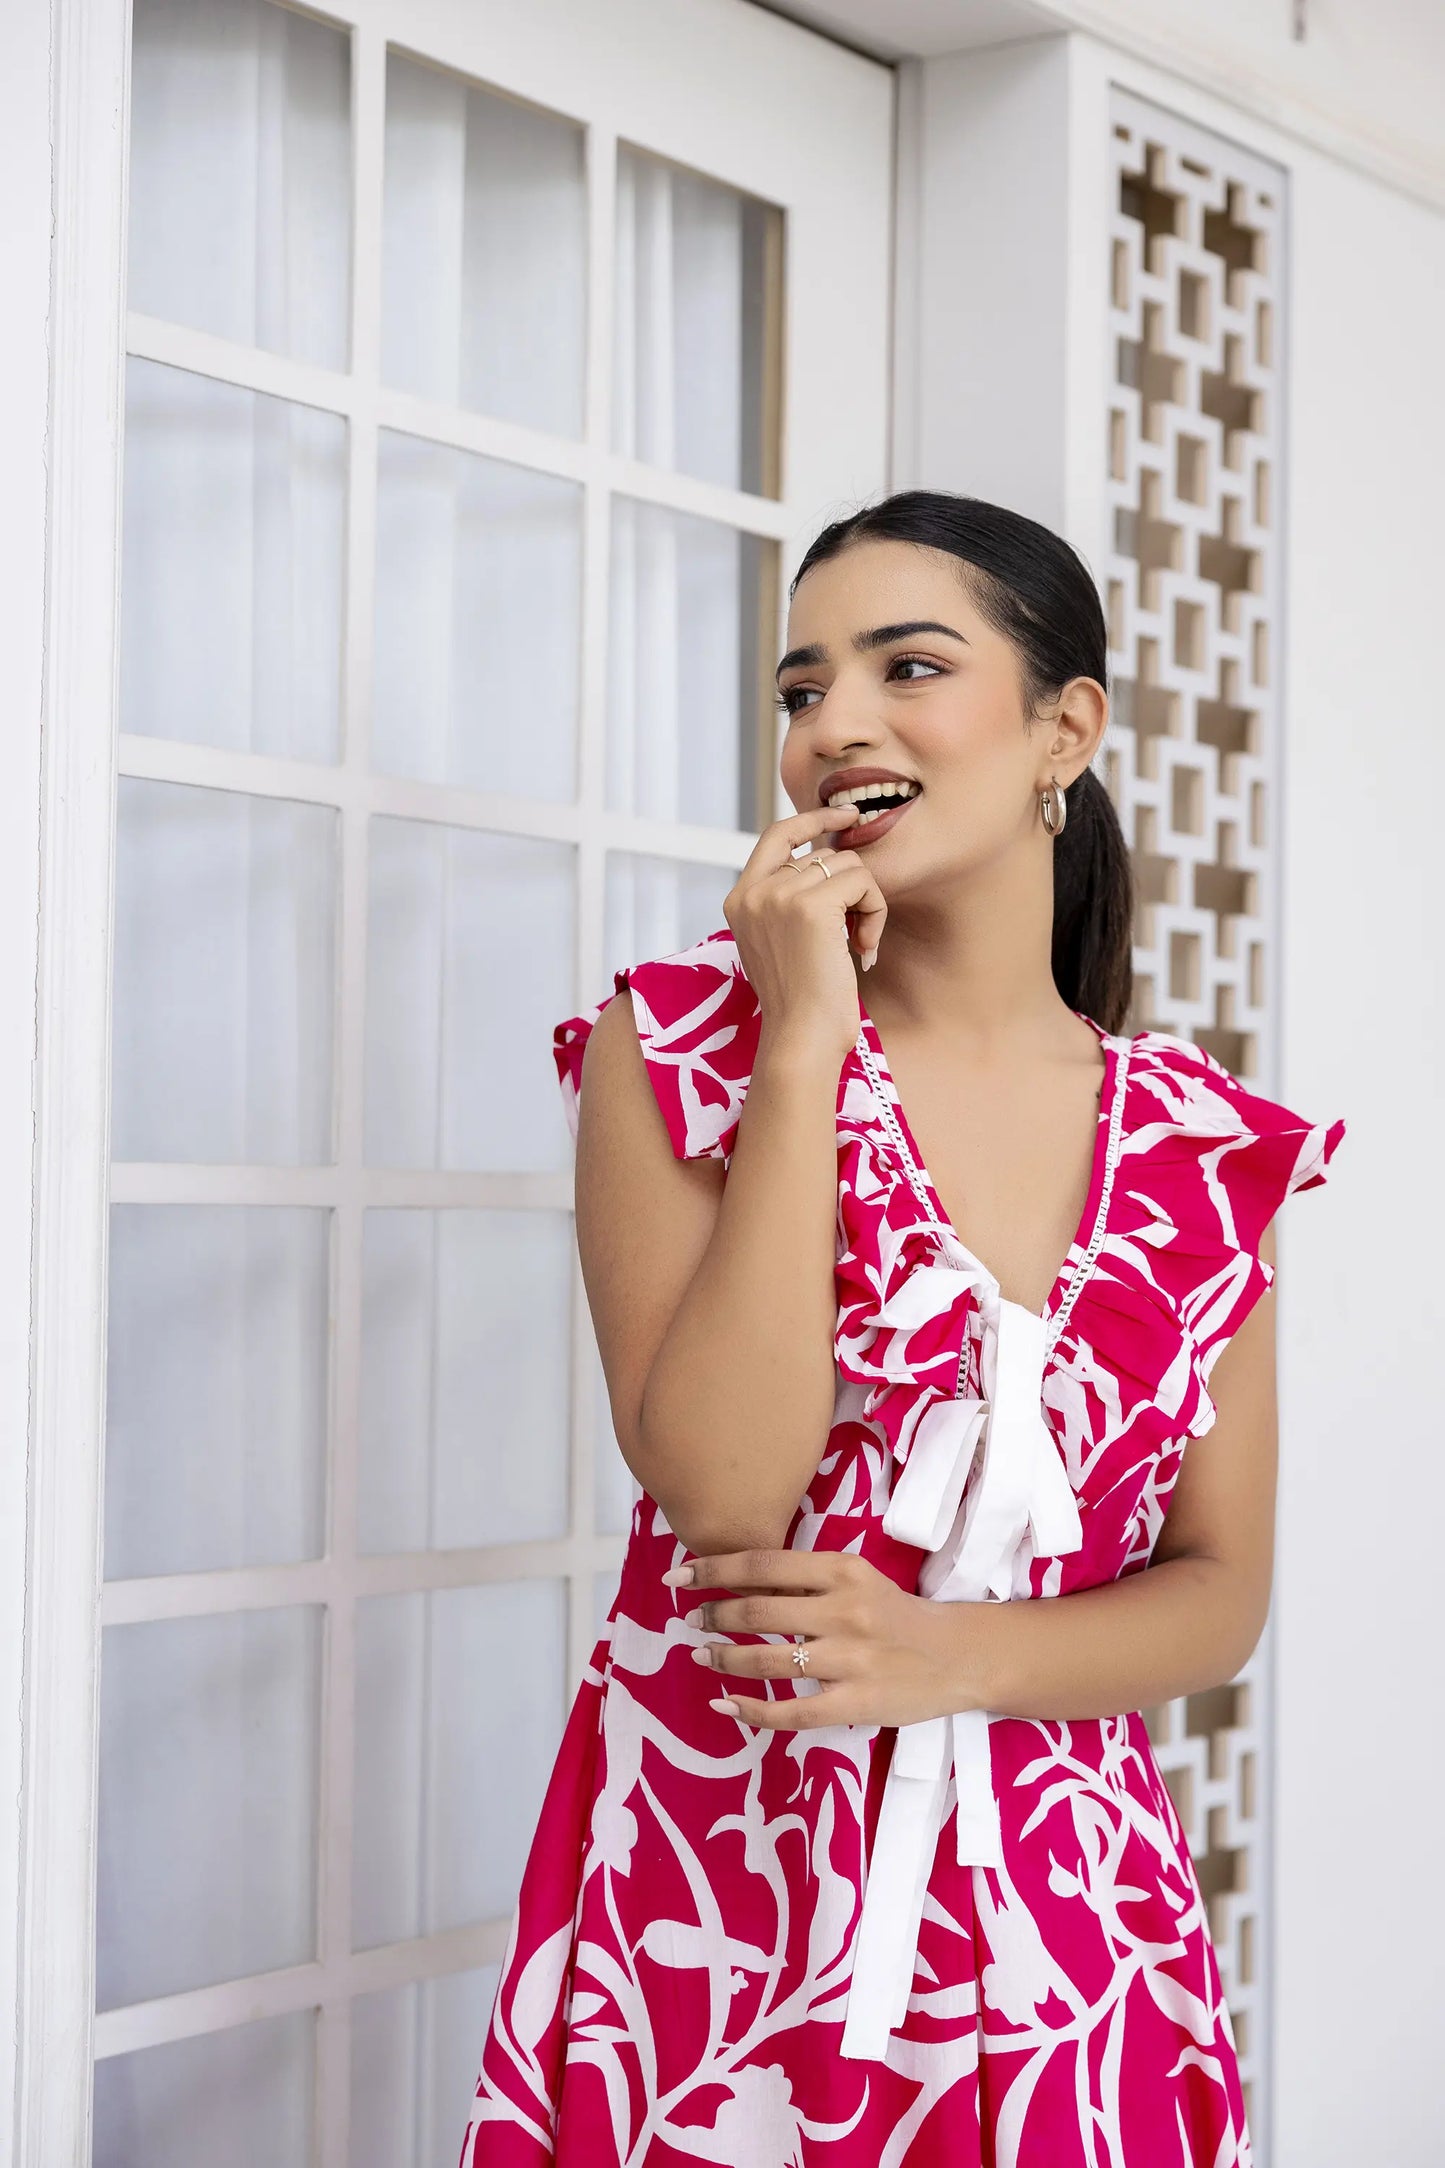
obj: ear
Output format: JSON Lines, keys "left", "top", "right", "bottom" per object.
{"left": 1039, "top": 677, "right": 1108, "bottom": 786}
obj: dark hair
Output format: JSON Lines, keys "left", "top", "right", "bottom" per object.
{"left": 789, "top": 489, "right": 1135, "bottom": 1036}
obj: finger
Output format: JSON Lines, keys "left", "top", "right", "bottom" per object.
{"left": 737, "top": 802, "right": 861, "bottom": 881}
{"left": 770, "top": 848, "right": 888, "bottom": 965}
{"left": 666, "top": 1549, "right": 857, "bottom": 1595}
{"left": 688, "top": 1596, "right": 829, "bottom": 1637}
{"left": 848, "top": 876, "right": 888, "bottom": 964}
{"left": 708, "top": 1686, "right": 857, "bottom": 1730}
{"left": 693, "top": 1636, "right": 843, "bottom": 1682}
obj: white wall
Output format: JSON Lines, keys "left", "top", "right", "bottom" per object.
{"left": 890, "top": 26, "right": 1444, "bottom": 2162}
{"left": 762, "top": 0, "right": 1445, "bottom": 211}
{"left": 1272, "top": 144, "right": 1445, "bottom": 2167}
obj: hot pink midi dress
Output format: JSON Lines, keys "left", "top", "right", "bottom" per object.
{"left": 459, "top": 926, "right": 1346, "bottom": 2168}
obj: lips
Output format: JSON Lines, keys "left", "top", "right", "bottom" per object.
{"left": 817, "top": 767, "right": 920, "bottom": 807}
{"left": 830, "top": 793, "right": 918, "bottom": 848}
{"left": 819, "top": 766, "right": 922, "bottom": 849}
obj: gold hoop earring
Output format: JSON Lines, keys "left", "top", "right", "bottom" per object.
{"left": 1040, "top": 778, "right": 1068, "bottom": 836}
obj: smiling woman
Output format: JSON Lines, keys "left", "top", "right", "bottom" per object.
{"left": 460, "top": 490, "right": 1346, "bottom": 2167}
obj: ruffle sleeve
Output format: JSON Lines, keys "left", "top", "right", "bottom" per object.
{"left": 551, "top": 927, "right": 762, "bottom": 1162}
{"left": 1117, "top": 1031, "right": 1347, "bottom": 1418}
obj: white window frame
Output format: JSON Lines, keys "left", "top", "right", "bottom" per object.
{"left": 8, "top": 0, "right": 894, "bottom": 2160}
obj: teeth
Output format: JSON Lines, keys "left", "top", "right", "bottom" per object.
{"left": 825, "top": 779, "right": 921, "bottom": 808}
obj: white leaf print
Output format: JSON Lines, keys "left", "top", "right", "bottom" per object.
{"left": 505, "top": 1921, "right": 571, "bottom": 2061}
{"left": 638, "top": 1917, "right": 772, "bottom": 1973}
{"left": 1143, "top": 1960, "right": 1217, "bottom": 2045}
{"left": 668, "top": 2062, "right": 807, "bottom": 2167}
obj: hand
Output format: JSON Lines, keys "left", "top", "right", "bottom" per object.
{"left": 663, "top": 1548, "right": 994, "bottom": 1731}
{"left": 724, "top": 805, "right": 888, "bottom": 1068}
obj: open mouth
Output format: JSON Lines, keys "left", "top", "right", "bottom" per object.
{"left": 825, "top": 778, "right": 921, "bottom": 845}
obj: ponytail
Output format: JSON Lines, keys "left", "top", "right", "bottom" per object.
{"left": 1050, "top": 766, "right": 1135, "bottom": 1035}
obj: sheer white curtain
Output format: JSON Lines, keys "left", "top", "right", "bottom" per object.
{"left": 371, "top": 430, "right": 583, "bottom": 801}
{"left": 105, "top": 5, "right": 768, "bottom": 2162}
{"left": 608, "top": 144, "right": 756, "bottom": 970}
{"left": 127, "top": 0, "right": 350, "bottom": 367}
{"left": 381, "top": 52, "right": 586, "bottom": 434}
{"left": 102, "top": 7, "right": 353, "bottom": 2162}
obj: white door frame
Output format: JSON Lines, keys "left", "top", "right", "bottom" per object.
{"left": 8, "top": 0, "right": 130, "bottom": 2161}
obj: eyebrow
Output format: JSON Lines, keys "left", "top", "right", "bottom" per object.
{"left": 774, "top": 620, "right": 969, "bottom": 684}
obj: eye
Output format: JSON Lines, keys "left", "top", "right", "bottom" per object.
{"left": 773, "top": 652, "right": 945, "bottom": 715}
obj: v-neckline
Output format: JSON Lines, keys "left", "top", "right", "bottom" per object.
{"left": 853, "top": 993, "right": 1126, "bottom": 1334}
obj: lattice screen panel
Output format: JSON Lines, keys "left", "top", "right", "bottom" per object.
{"left": 1104, "top": 87, "right": 1288, "bottom": 2144}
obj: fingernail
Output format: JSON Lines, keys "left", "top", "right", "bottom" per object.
{"left": 681, "top": 1606, "right": 704, "bottom": 1629}
{"left": 661, "top": 1565, "right": 694, "bottom": 1587}
{"left": 709, "top": 1697, "right": 741, "bottom": 1717}
{"left": 690, "top": 1645, "right": 714, "bottom": 1666}
{"left": 863, "top": 948, "right": 877, "bottom": 972}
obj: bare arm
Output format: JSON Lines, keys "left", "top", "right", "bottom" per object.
{"left": 675, "top": 1218, "right": 1280, "bottom": 1729}
{"left": 968, "top": 1214, "right": 1279, "bottom": 1717}
{"left": 574, "top": 996, "right": 842, "bottom": 1557}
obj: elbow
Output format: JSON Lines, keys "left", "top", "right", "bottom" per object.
{"left": 653, "top": 1479, "right": 799, "bottom": 1561}
{"left": 1203, "top": 1563, "right": 1272, "bottom": 1689}
{"left": 666, "top": 1512, "right": 797, "bottom": 1562}
{"left": 1220, "top": 1600, "right": 1271, "bottom": 1686}
{"left": 634, "top": 1395, "right": 802, "bottom": 1560}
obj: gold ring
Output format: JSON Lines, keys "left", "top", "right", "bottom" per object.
{"left": 787, "top": 853, "right": 832, "bottom": 879}
{"left": 790, "top": 1641, "right": 811, "bottom": 1673}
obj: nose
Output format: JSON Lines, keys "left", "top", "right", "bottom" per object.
{"left": 805, "top": 685, "right": 886, "bottom": 758}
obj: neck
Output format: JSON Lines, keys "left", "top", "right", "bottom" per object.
{"left": 854, "top": 850, "right": 1078, "bottom": 1054}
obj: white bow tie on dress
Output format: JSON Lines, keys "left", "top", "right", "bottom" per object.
{"left": 840, "top": 1236, "right": 1084, "bottom": 2063}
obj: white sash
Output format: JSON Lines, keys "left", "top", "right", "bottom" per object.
{"left": 839, "top": 1295, "right": 1083, "bottom": 2061}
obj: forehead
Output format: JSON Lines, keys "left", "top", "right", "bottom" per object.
{"left": 785, "top": 538, "right": 980, "bottom": 641}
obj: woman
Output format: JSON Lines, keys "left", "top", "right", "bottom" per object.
{"left": 461, "top": 492, "right": 1345, "bottom": 2165}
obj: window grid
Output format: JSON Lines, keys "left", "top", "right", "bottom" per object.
{"left": 101, "top": 9, "right": 787, "bottom": 2150}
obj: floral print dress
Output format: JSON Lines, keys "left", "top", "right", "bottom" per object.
{"left": 459, "top": 928, "right": 1346, "bottom": 2168}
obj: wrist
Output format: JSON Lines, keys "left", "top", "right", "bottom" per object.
{"left": 753, "top": 1019, "right": 849, "bottom": 1089}
{"left": 933, "top": 1593, "right": 1014, "bottom": 1713}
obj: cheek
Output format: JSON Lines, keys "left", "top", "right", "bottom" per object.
{"left": 777, "top": 734, "right": 810, "bottom": 809}
{"left": 914, "top": 701, "right": 1026, "bottom": 795}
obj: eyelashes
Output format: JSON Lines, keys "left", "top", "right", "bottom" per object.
{"left": 773, "top": 653, "right": 944, "bottom": 716}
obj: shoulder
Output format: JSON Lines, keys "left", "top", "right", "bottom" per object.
{"left": 621, "top": 926, "right": 758, "bottom": 1046}
{"left": 1113, "top": 1025, "right": 1347, "bottom": 1241}
{"left": 552, "top": 926, "right": 761, "bottom": 1162}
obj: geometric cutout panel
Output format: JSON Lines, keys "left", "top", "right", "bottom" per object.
{"left": 1107, "top": 87, "right": 1289, "bottom": 2145}
{"left": 1106, "top": 88, "right": 1285, "bottom": 1090}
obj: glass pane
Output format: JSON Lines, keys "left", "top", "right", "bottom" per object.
{"left": 382, "top": 52, "right": 585, "bottom": 437}
{"left": 365, "top": 819, "right": 574, "bottom": 1172}
{"left": 97, "top": 1607, "right": 321, "bottom": 2008}
{"left": 607, "top": 497, "right": 775, "bottom": 830}
{"left": 604, "top": 852, "right": 737, "bottom": 984}
{"left": 613, "top": 144, "right": 780, "bottom": 495}
{"left": 350, "top": 1965, "right": 500, "bottom": 2168}
{"left": 594, "top": 1568, "right": 621, "bottom": 1644}
{"left": 106, "top": 1205, "right": 330, "bottom": 1579}
{"left": 352, "top": 1580, "right": 566, "bottom": 1947}
{"left": 128, "top": 0, "right": 350, "bottom": 367}
{"left": 93, "top": 2009, "right": 314, "bottom": 2168}
{"left": 373, "top": 432, "right": 581, "bottom": 799}
{"left": 121, "top": 357, "right": 345, "bottom": 762}
{"left": 592, "top": 1344, "right": 638, "bottom": 1541}
{"left": 112, "top": 779, "right": 337, "bottom": 1165}
{"left": 359, "top": 1209, "right": 571, "bottom": 1554}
